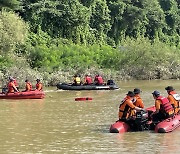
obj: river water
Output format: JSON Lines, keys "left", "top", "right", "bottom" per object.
{"left": 0, "top": 80, "right": 180, "bottom": 153}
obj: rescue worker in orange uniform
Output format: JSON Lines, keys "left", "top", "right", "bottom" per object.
{"left": 36, "top": 79, "right": 43, "bottom": 91}
{"left": 94, "top": 74, "right": 104, "bottom": 85}
{"left": 133, "top": 88, "right": 144, "bottom": 109}
{"left": 24, "top": 79, "right": 32, "bottom": 92}
{"left": 7, "top": 78, "right": 19, "bottom": 93}
{"left": 84, "top": 74, "right": 92, "bottom": 85}
{"left": 151, "top": 90, "right": 174, "bottom": 122}
{"left": 119, "top": 91, "right": 146, "bottom": 122}
{"left": 165, "top": 86, "right": 180, "bottom": 114}
{"left": 9, "top": 76, "right": 19, "bottom": 90}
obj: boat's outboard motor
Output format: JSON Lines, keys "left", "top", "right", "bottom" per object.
{"left": 107, "top": 80, "right": 115, "bottom": 85}
{"left": 134, "top": 110, "right": 149, "bottom": 131}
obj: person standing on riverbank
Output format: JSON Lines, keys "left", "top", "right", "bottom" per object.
{"left": 165, "top": 86, "right": 180, "bottom": 114}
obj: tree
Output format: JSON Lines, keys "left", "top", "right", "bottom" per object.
{"left": 0, "top": 0, "right": 21, "bottom": 10}
{"left": 158, "top": 0, "right": 180, "bottom": 45}
{"left": 90, "top": 0, "right": 111, "bottom": 44}
{"left": 0, "top": 10, "right": 28, "bottom": 53}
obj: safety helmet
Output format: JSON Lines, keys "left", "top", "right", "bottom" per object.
{"left": 152, "top": 90, "right": 160, "bottom": 97}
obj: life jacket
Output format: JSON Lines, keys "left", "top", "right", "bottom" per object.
{"left": 74, "top": 77, "right": 81, "bottom": 85}
{"left": 36, "top": 82, "right": 43, "bottom": 91}
{"left": 119, "top": 96, "right": 135, "bottom": 120}
{"left": 26, "top": 82, "right": 32, "bottom": 91}
{"left": 170, "top": 91, "right": 180, "bottom": 107}
{"left": 85, "top": 76, "right": 92, "bottom": 84}
{"left": 7, "top": 82, "right": 15, "bottom": 93}
{"left": 133, "top": 95, "right": 144, "bottom": 108}
{"left": 156, "top": 96, "right": 174, "bottom": 115}
{"left": 97, "top": 76, "right": 103, "bottom": 84}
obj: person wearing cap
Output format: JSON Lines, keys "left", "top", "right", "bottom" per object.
{"left": 7, "top": 78, "right": 19, "bottom": 93}
{"left": 84, "top": 74, "right": 92, "bottom": 85}
{"left": 9, "top": 76, "right": 19, "bottom": 90}
{"left": 36, "top": 79, "right": 43, "bottom": 91}
{"left": 165, "top": 86, "right": 180, "bottom": 114}
{"left": 24, "top": 79, "right": 32, "bottom": 92}
{"left": 119, "top": 91, "right": 146, "bottom": 123}
{"left": 151, "top": 90, "right": 174, "bottom": 122}
{"left": 133, "top": 88, "right": 144, "bottom": 109}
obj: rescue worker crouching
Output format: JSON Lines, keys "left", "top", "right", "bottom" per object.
{"left": 151, "top": 90, "right": 174, "bottom": 123}
{"left": 118, "top": 91, "right": 146, "bottom": 129}
{"left": 165, "top": 86, "right": 180, "bottom": 114}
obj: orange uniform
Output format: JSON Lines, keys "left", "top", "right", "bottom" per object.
{"left": 167, "top": 91, "right": 180, "bottom": 114}
{"left": 155, "top": 97, "right": 174, "bottom": 116}
{"left": 133, "top": 94, "right": 144, "bottom": 108}
{"left": 7, "top": 81, "right": 17, "bottom": 93}
{"left": 25, "top": 82, "right": 32, "bottom": 91}
{"left": 36, "top": 82, "right": 43, "bottom": 91}
{"left": 119, "top": 96, "right": 136, "bottom": 120}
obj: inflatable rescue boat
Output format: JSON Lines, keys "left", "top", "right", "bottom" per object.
{"left": 110, "top": 106, "right": 180, "bottom": 133}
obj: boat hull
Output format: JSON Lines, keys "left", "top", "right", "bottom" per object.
{"left": 110, "top": 121, "right": 130, "bottom": 133}
{"left": 0, "top": 91, "right": 45, "bottom": 99}
{"left": 155, "top": 114, "right": 180, "bottom": 133}
{"left": 57, "top": 83, "right": 119, "bottom": 90}
{"left": 109, "top": 106, "right": 180, "bottom": 133}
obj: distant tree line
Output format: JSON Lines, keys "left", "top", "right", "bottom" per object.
{"left": 0, "top": 0, "right": 180, "bottom": 85}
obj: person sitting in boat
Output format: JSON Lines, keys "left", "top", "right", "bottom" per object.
{"left": 36, "top": 79, "right": 43, "bottom": 91}
{"left": 119, "top": 91, "right": 146, "bottom": 128}
{"left": 165, "top": 86, "right": 180, "bottom": 114}
{"left": 151, "top": 90, "right": 174, "bottom": 122}
{"left": 72, "top": 74, "right": 81, "bottom": 86}
{"left": 7, "top": 78, "right": 19, "bottom": 93}
{"left": 23, "top": 79, "right": 32, "bottom": 92}
{"left": 84, "top": 74, "right": 92, "bottom": 85}
{"left": 94, "top": 74, "right": 104, "bottom": 85}
{"left": 133, "top": 88, "right": 144, "bottom": 109}
{"left": 9, "top": 76, "right": 19, "bottom": 90}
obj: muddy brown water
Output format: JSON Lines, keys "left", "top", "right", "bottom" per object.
{"left": 0, "top": 80, "right": 180, "bottom": 153}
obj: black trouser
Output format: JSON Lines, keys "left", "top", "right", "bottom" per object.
{"left": 152, "top": 112, "right": 174, "bottom": 122}
{"left": 152, "top": 112, "right": 166, "bottom": 122}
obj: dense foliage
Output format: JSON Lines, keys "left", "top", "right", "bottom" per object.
{"left": 0, "top": 0, "right": 180, "bottom": 86}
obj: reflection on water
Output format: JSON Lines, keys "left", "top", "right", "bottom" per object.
{"left": 0, "top": 80, "right": 180, "bottom": 153}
